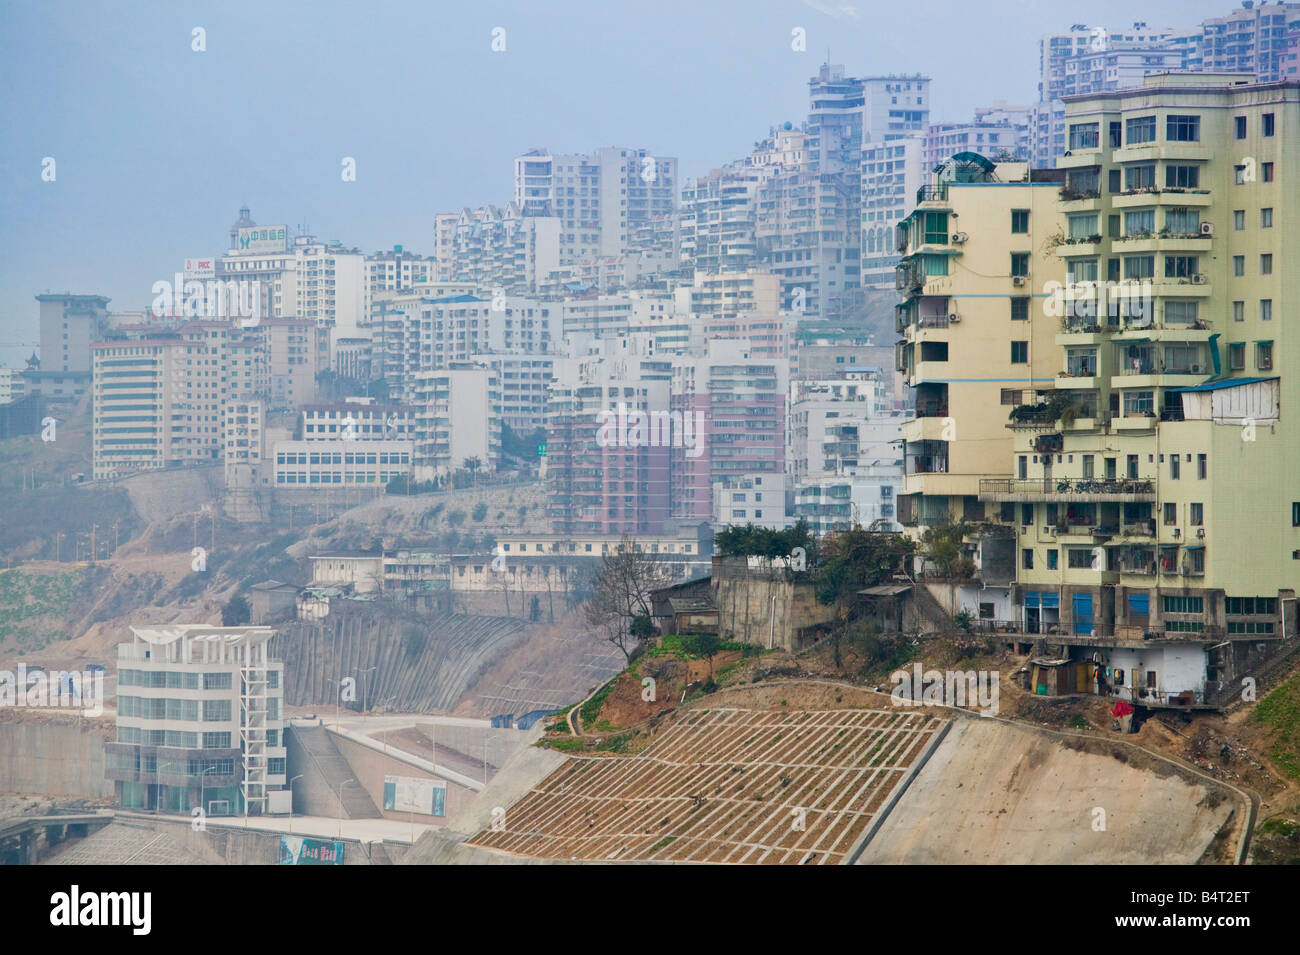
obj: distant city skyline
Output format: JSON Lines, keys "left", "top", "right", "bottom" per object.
{"left": 0, "top": 0, "right": 1249, "bottom": 365}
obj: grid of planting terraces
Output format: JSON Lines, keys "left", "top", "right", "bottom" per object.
{"left": 466, "top": 706, "right": 947, "bottom": 864}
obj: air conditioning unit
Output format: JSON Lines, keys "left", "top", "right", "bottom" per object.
{"left": 1199, "top": 222, "right": 1214, "bottom": 236}
{"left": 1013, "top": 276, "right": 1028, "bottom": 287}
{"left": 949, "top": 313, "right": 962, "bottom": 323}
{"left": 1191, "top": 273, "right": 1207, "bottom": 284}
{"left": 951, "top": 232, "right": 968, "bottom": 244}
{"left": 1196, "top": 528, "right": 1205, "bottom": 538}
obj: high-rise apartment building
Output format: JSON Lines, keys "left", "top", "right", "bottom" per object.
{"left": 670, "top": 341, "right": 787, "bottom": 522}
{"left": 544, "top": 341, "right": 672, "bottom": 536}
{"left": 432, "top": 202, "right": 562, "bottom": 293}
{"left": 984, "top": 72, "right": 1299, "bottom": 663}
{"left": 34, "top": 292, "right": 111, "bottom": 400}
{"left": 411, "top": 362, "right": 502, "bottom": 478}
{"left": 895, "top": 155, "right": 1066, "bottom": 617}
{"left": 514, "top": 147, "right": 678, "bottom": 263}
{"left": 901, "top": 73, "right": 1299, "bottom": 705}
{"left": 860, "top": 75, "right": 932, "bottom": 289}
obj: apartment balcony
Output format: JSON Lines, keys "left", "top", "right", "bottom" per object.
{"left": 978, "top": 477, "right": 1155, "bottom": 503}
{"left": 901, "top": 417, "right": 953, "bottom": 444}
{"left": 1111, "top": 144, "right": 1212, "bottom": 164}
{"left": 1111, "top": 234, "right": 1212, "bottom": 255}
{"left": 915, "top": 184, "right": 949, "bottom": 205}
{"left": 1149, "top": 276, "right": 1212, "bottom": 297}
{"left": 1111, "top": 190, "right": 1212, "bottom": 209}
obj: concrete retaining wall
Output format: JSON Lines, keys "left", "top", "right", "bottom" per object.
{"left": 0, "top": 717, "right": 113, "bottom": 799}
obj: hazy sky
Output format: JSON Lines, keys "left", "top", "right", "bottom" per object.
{"left": 0, "top": 0, "right": 1231, "bottom": 367}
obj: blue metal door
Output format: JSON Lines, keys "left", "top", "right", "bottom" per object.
{"left": 1073, "top": 593, "right": 1094, "bottom": 635}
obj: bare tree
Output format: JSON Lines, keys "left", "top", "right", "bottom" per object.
{"left": 583, "top": 535, "right": 674, "bottom": 661}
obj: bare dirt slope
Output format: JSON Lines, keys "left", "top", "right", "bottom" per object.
{"left": 856, "top": 715, "right": 1239, "bottom": 865}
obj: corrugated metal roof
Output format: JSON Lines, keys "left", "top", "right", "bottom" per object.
{"left": 1170, "top": 375, "right": 1278, "bottom": 393}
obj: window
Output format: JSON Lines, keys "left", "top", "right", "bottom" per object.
{"left": 1124, "top": 165, "right": 1155, "bottom": 191}
{"left": 1123, "top": 256, "right": 1154, "bottom": 279}
{"left": 1263, "top": 113, "right": 1275, "bottom": 137}
{"left": 1165, "top": 300, "right": 1196, "bottom": 325}
{"left": 1022, "top": 549, "right": 1034, "bottom": 570}
{"left": 1261, "top": 255, "right": 1273, "bottom": 275}
{"left": 1232, "top": 301, "right": 1244, "bottom": 322}
{"left": 1069, "top": 123, "right": 1099, "bottom": 150}
{"left": 1011, "top": 253, "right": 1029, "bottom": 277}
{"left": 1166, "top": 115, "right": 1200, "bottom": 142}
{"left": 1234, "top": 116, "right": 1247, "bottom": 139}
{"left": 1011, "top": 297, "right": 1029, "bottom": 320}
{"left": 1165, "top": 165, "right": 1199, "bottom": 189}
{"left": 1233, "top": 255, "right": 1245, "bottom": 276}
{"left": 1163, "top": 502, "right": 1176, "bottom": 525}
{"left": 1082, "top": 454, "right": 1094, "bottom": 479}
{"left": 1197, "top": 453, "right": 1206, "bottom": 479}
{"left": 1123, "top": 391, "right": 1154, "bottom": 415}
{"left": 1190, "top": 503, "right": 1203, "bottom": 526}
{"left": 1165, "top": 208, "right": 1199, "bottom": 234}
{"left": 1124, "top": 210, "right": 1154, "bottom": 235}
{"left": 1170, "top": 455, "right": 1180, "bottom": 480}
{"left": 1047, "top": 550, "right": 1059, "bottom": 570}
{"left": 1068, "top": 549, "right": 1095, "bottom": 569}
{"left": 1067, "top": 258, "right": 1098, "bottom": 283}
{"left": 1228, "top": 342, "right": 1245, "bottom": 371}
{"left": 1108, "top": 121, "right": 1122, "bottom": 148}
{"left": 1293, "top": 502, "right": 1300, "bottom": 527}
{"left": 1257, "top": 341, "right": 1273, "bottom": 371}
{"left": 1235, "top": 164, "right": 1248, "bottom": 185}
{"left": 1108, "top": 169, "right": 1121, "bottom": 194}
{"left": 1011, "top": 209, "right": 1029, "bottom": 233}
{"left": 1163, "top": 595, "right": 1203, "bottom": 615}
{"left": 922, "top": 211, "right": 948, "bottom": 244}
{"left": 1233, "top": 210, "right": 1245, "bottom": 230}
{"left": 1262, "top": 162, "right": 1274, "bottom": 182}
{"left": 1227, "top": 597, "right": 1278, "bottom": 616}
{"left": 1126, "top": 115, "right": 1156, "bottom": 144}
{"left": 1164, "top": 256, "right": 1198, "bottom": 279}
{"left": 1260, "top": 299, "right": 1273, "bottom": 321}
{"left": 1010, "top": 341, "right": 1028, "bottom": 364}
{"left": 1067, "top": 213, "right": 1097, "bottom": 239}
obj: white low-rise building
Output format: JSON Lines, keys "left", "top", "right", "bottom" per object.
{"left": 106, "top": 625, "right": 287, "bottom": 817}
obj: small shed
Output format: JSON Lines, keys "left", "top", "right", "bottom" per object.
{"left": 249, "top": 579, "right": 299, "bottom": 624}
{"left": 667, "top": 596, "right": 719, "bottom": 635}
{"left": 856, "top": 584, "right": 912, "bottom": 633}
{"left": 1029, "top": 655, "right": 1074, "bottom": 696}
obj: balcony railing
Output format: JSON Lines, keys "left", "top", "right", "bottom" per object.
{"left": 980, "top": 477, "right": 1155, "bottom": 500}
{"left": 916, "top": 184, "right": 948, "bottom": 204}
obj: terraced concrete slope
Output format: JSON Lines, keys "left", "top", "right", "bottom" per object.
{"left": 855, "top": 717, "right": 1238, "bottom": 865}
{"left": 274, "top": 611, "right": 527, "bottom": 713}
{"left": 464, "top": 706, "right": 948, "bottom": 864}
